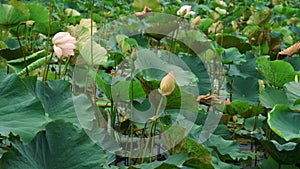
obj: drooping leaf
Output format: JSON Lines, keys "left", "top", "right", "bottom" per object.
{"left": 204, "top": 134, "right": 251, "bottom": 161}
{"left": 260, "top": 139, "right": 300, "bottom": 165}
{"left": 0, "top": 73, "right": 46, "bottom": 143}
{"left": 0, "top": 120, "right": 107, "bottom": 168}
{"left": 268, "top": 104, "right": 300, "bottom": 141}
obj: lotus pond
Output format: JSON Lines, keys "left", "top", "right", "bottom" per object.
{"left": 0, "top": 0, "right": 300, "bottom": 169}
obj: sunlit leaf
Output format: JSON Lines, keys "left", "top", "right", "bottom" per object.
{"left": 79, "top": 39, "right": 107, "bottom": 66}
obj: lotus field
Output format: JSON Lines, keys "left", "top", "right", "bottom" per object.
{"left": 0, "top": 0, "right": 300, "bottom": 168}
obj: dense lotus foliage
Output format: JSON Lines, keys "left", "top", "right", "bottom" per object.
{"left": 0, "top": 0, "right": 300, "bottom": 168}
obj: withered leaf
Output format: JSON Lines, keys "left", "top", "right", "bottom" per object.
{"left": 278, "top": 41, "right": 300, "bottom": 57}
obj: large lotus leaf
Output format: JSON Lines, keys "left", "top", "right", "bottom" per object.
{"left": 79, "top": 39, "right": 107, "bottom": 66}
{"left": 260, "top": 139, "right": 300, "bottom": 165}
{"left": 216, "top": 35, "right": 252, "bottom": 53}
{"left": 285, "top": 82, "right": 300, "bottom": 110}
{"left": 135, "top": 49, "right": 197, "bottom": 87}
{"left": 204, "top": 134, "right": 251, "bottom": 161}
{"left": 36, "top": 80, "right": 79, "bottom": 125}
{"left": 0, "top": 4, "right": 29, "bottom": 29}
{"left": 257, "top": 56, "right": 296, "bottom": 87}
{"left": 222, "top": 47, "right": 246, "bottom": 65}
{"left": 0, "top": 120, "right": 107, "bottom": 168}
{"left": 259, "top": 87, "right": 288, "bottom": 108}
{"left": 27, "top": 3, "right": 49, "bottom": 24}
{"left": 181, "top": 55, "right": 211, "bottom": 95}
{"left": 231, "top": 76, "right": 259, "bottom": 104}
{"left": 229, "top": 52, "right": 260, "bottom": 78}
{"left": 111, "top": 80, "right": 146, "bottom": 101}
{"left": 268, "top": 104, "right": 300, "bottom": 141}
{"left": 177, "top": 30, "right": 212, "bottom": 55}
{"left": 32, "top": 21, "right": 61, "bottom": 35}
{"left": 0, "top": 73, "right": 46, "bottom": 143}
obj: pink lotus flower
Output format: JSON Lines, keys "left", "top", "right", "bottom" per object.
{"left": 177, "top": 5, "right": 196, "bottom": 17}
{"left": 158, "top": 71, "right": 175, "bottom": 96}
{"left": 52, "top": 32, "right": 77, "bottom": 58}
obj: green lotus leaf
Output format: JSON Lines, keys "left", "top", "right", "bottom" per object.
{"left": 259, "top": 87, "right": 288, "bottom": 108}
{"left": 231, "top": 76, "right": 259, "bottom": 104}
{"left": 36, "top": 80, "right": 80, "bottom": 125}
{"left": 222, "top": 47, "right": 246, "bottom": 65}
{"left": 285, "top": 82, "right": 300, "bottom": 110}
{"left": 0, "top": 120, "right": 107, "bottom": 168}
{"left": 0, "top": 73, "right": 46, "bottom": 143}
{"left": 268, "top": 104, "right": 300, "bottom": 141}
{"left": 204, "top": 134, "right": 252, "bottom": 161}
{"left": 260, "top": 139, "right": 300, "bottom": 165}
{"left": 0, "top": 4, "right": 29, "bottom": 29}
{"left": 257, "top": 56, "right": 296, "bottom": 87}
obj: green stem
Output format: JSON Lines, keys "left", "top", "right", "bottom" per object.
{"left": 62, "top": 56, "right": 71, "bottom": 79}
{"left": 141, "top": 96, "right": 164, "bottom": 163}
{"left": 43, "top": 0, "right": 52, "bottom": 82}
{"left": 16, "top": 23, "right": 28, "bottom": 76}
{"left": 44, "top": 52, "right": 54, "bottom": 81}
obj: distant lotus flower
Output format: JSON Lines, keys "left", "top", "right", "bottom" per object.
{"left": 176, "top": 5, "right": 196, "bottom": 17}
{"left": 191, "top": 15, "right": 201, "bottom": 28}
{"left": 219, "top": 0, "right": 226, "bottom": 6}
{"left": 158, "top": 71, "right": 175, "bottom": 96}
{"left": 52, "top": 32, "right": 77, "bottom": 58}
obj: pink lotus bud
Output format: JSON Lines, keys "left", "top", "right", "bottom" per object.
{"left": 158, "top": 71, "right": 175, "bottom": 96}
{"left": 52, "top": 32, "right": 77, "bottom": 58}
{"left": 191, "top": 15, "right": 201, "bottom": 28}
